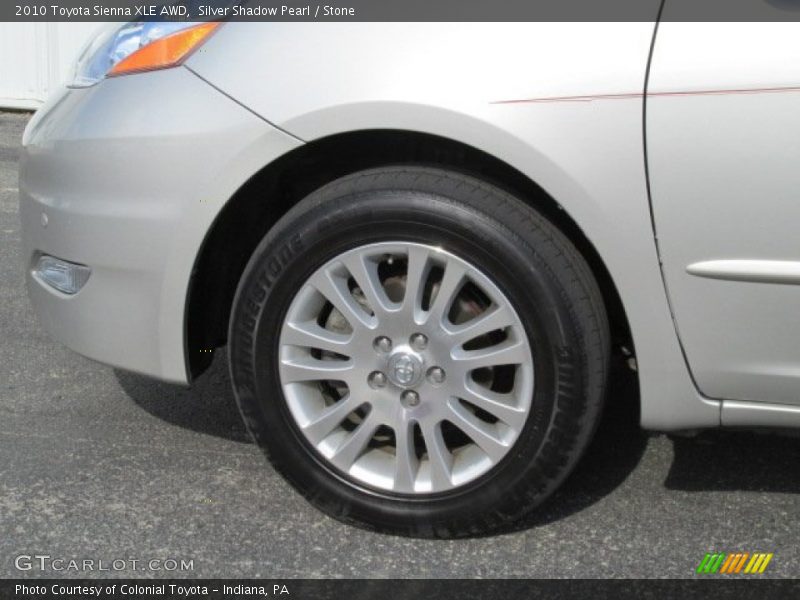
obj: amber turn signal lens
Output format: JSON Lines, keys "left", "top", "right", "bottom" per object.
{"left": 109, "top": 22, "right": 219, "bottom": 77}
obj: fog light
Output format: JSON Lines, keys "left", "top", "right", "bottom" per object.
{"left": 34, "top": 255, "right": 91, "bottom": 295}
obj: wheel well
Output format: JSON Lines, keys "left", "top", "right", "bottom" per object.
{"left": 186, "top": 130, "right": 632, "bottom": 378}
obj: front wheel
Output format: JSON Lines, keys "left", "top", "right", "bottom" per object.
{"left": 229, "top": 167, "right": 610, "bottom": 538}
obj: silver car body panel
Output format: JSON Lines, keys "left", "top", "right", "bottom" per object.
{"left": 20, "top": 67, "right": 303, "bottom": 382}
{"left": 648, "top": 23, "right": 800, "bottom": 411}
{"left": 186, "top": 22, "right": 719, "bottom": 430}
{"left": 23, "top": 21, "right": 800, "bottom": 432}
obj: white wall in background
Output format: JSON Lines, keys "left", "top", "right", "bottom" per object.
{"left": 0, "top": 23, "right": 101, "bottom": 109}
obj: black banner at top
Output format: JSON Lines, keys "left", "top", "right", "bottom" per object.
{"left": 5, "top": 0, "right": 800, "bottom": 22}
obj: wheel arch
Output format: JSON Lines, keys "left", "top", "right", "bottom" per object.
{"left": 185, "top": 129, "right": 632, "bottom": 379}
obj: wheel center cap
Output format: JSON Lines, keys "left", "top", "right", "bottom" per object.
{"left": 386, "top": 350, "right": 424, "bottom": 388}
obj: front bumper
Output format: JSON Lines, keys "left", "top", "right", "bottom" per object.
{"left": 20, "top": 67, "right": 302, "bottom": 383}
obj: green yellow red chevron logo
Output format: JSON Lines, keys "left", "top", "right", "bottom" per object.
{"left": 696, "top": 552, "right": 773, "bottom": 574}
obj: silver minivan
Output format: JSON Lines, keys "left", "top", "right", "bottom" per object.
{"left": 20, "top": 20, "right": 800, "bottom": 536}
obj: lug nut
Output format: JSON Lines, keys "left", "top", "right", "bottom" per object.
{"left": 426, "top": 366, "right": 446, "bottom": 386}
{"left": 368, "top": 371, "right": 387, "bottom": 389}
{"left": 401, "top": 390, "right": 420, "bottom": 407}
{"left": 410, "top": 333, "right": 428, "bottom": 351}
{"left": 373, "top": 336, "right": 392, "bottom": 353}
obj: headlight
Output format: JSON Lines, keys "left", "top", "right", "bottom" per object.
{"left": 70, "top": 21, "right": 219, "bottom": 88}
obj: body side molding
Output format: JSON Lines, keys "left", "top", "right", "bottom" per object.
{"left": 687, "top": 260, "right": 800, "bottom": 285}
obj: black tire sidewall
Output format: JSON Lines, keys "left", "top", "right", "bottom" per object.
{"left": 230, "top": 170, "right": 601, "bottom": 536}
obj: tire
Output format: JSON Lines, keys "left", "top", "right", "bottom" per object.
{"left": 228, "top": 166, "right": 610, "bottom": 538}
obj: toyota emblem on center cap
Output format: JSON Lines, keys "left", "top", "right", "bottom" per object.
{"left": 387, "top": 352, "right": 423, "bottom": 387}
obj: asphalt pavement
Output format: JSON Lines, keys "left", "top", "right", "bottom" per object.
{"left": 1, "top": 110, "right": 799, "bottom": 579}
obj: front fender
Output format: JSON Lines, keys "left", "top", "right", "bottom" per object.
{"left": 187, "top": 21, "right": 719, "bottom": 429}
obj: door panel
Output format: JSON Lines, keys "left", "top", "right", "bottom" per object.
{"left": 648, "top": 21, "right": 800, "bottom": 404}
